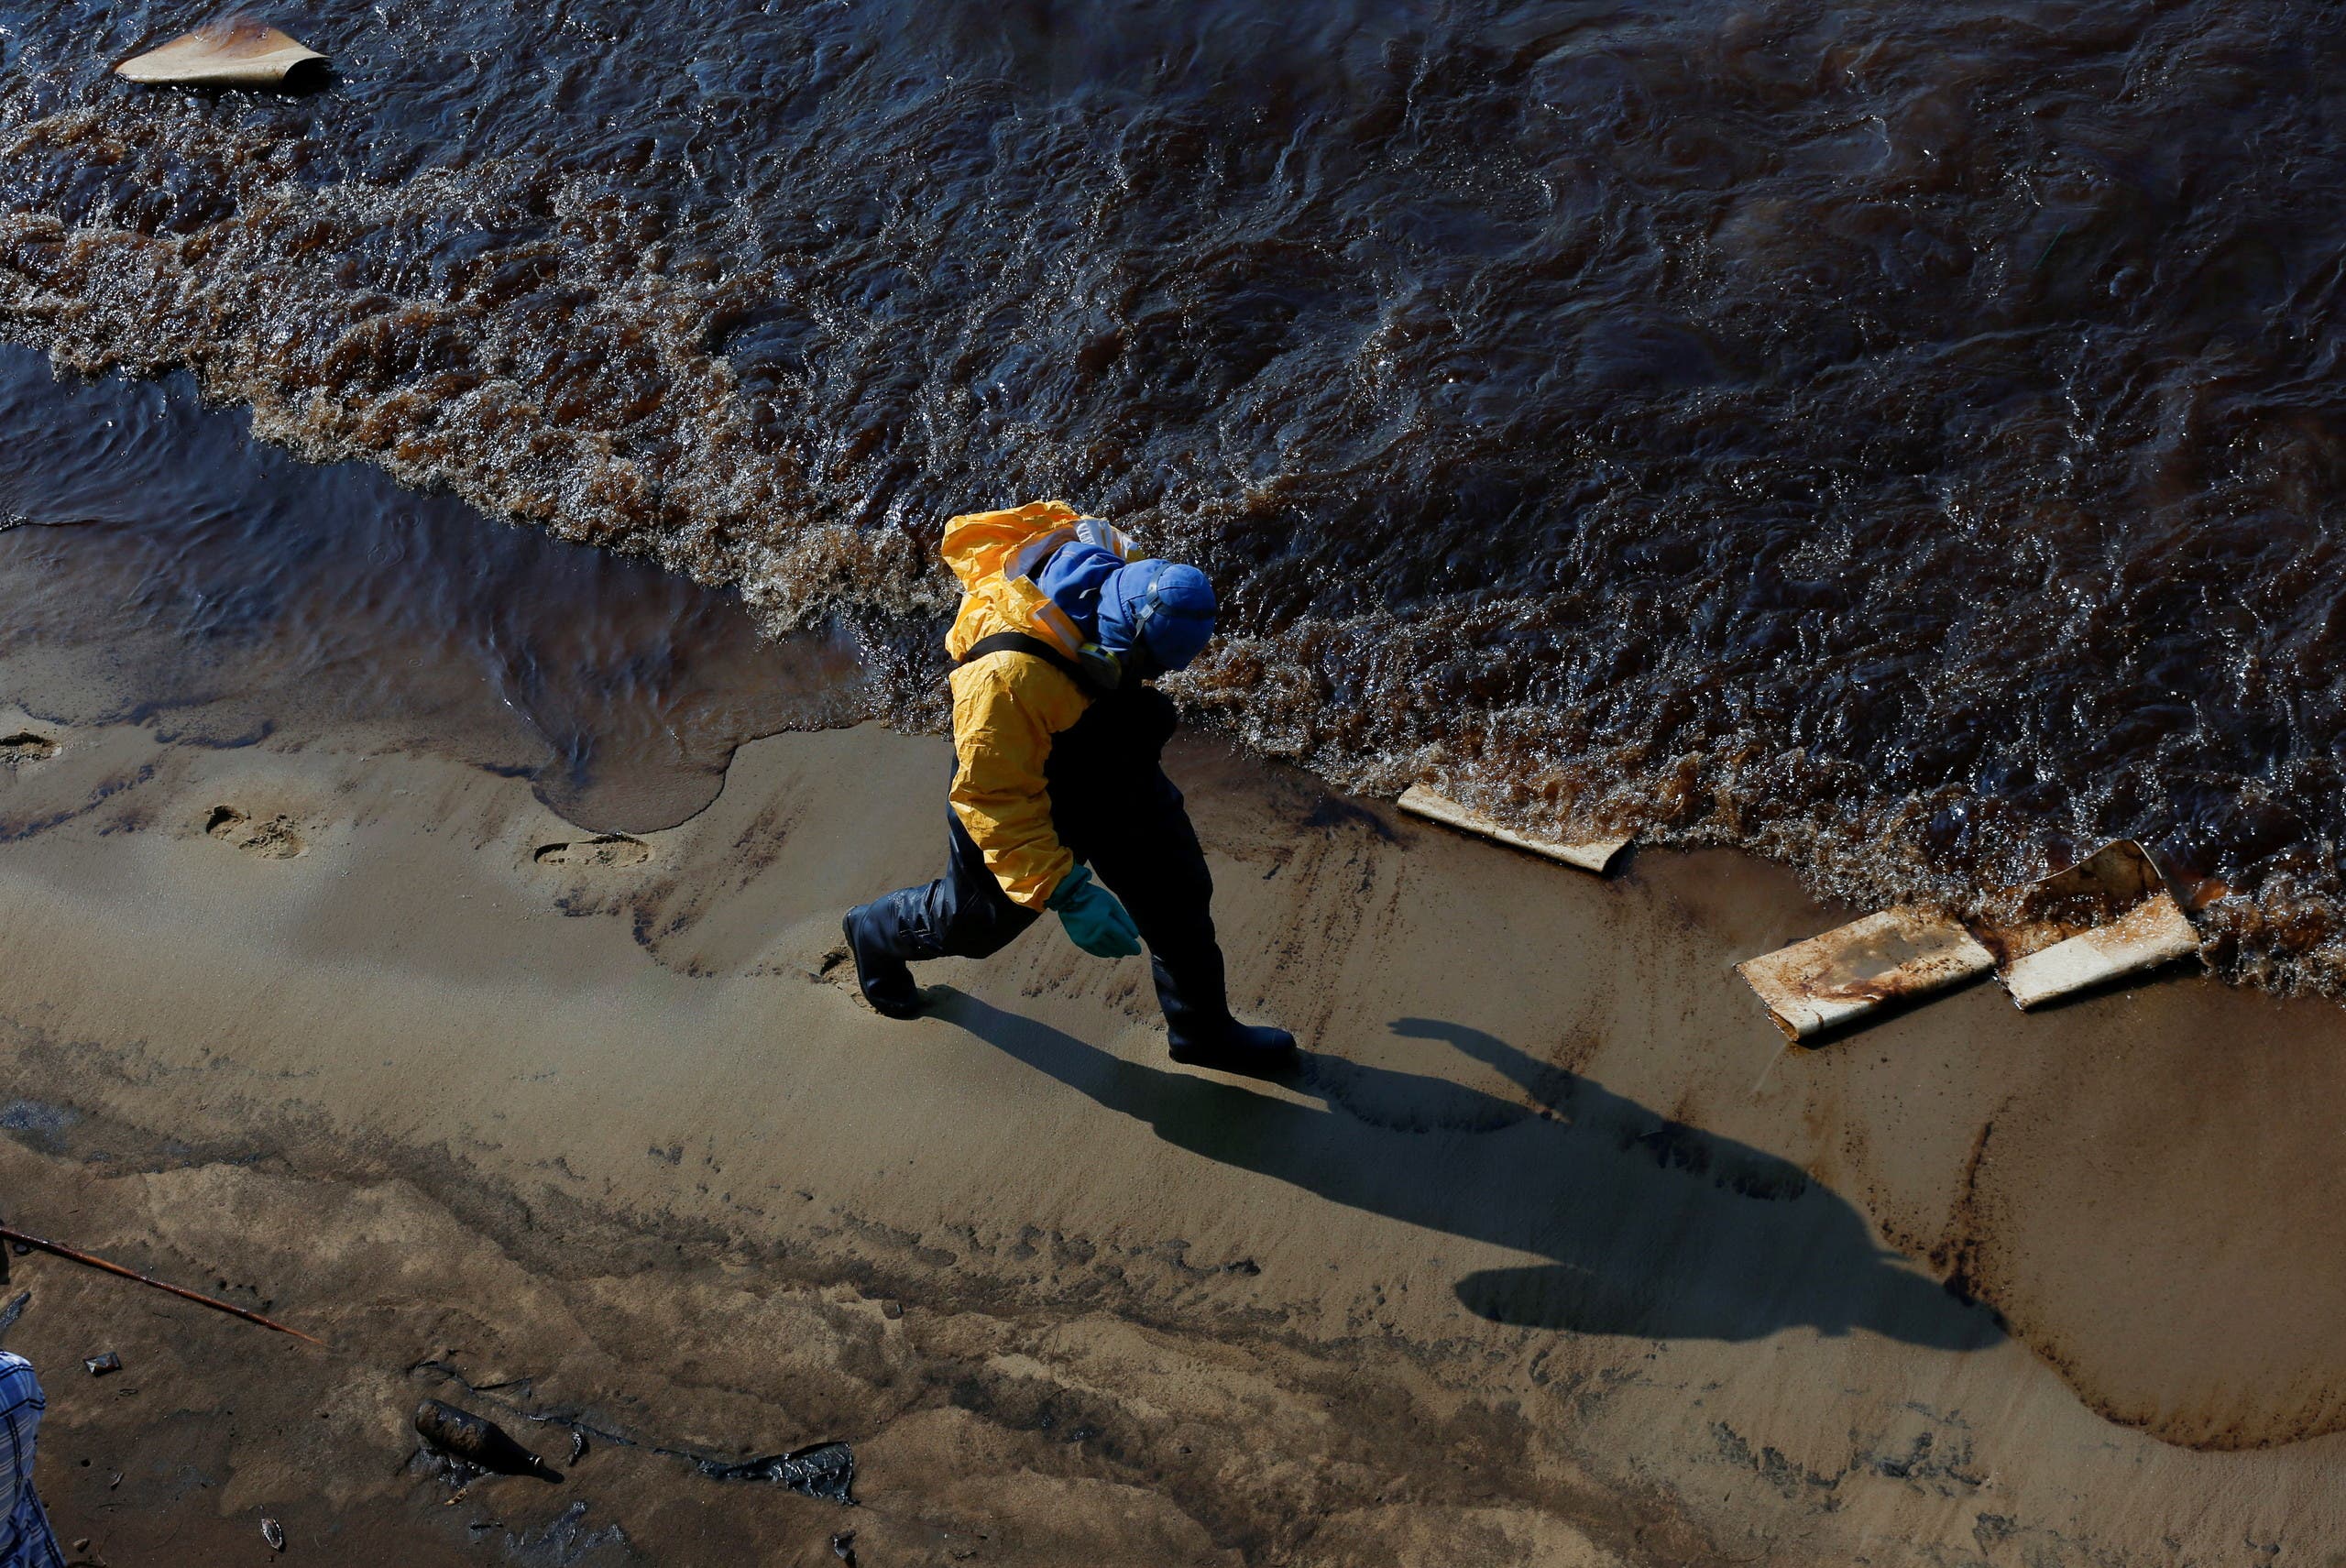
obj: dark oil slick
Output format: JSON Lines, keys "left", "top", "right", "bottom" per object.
{"left": 0, "top": 345, "right": 866, "bottom": 831}
{"left": 2, "top": 1, "right": 2342, "bottom": 986}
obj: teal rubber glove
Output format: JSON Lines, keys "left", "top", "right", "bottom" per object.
{"left": 1047, "top": 866, "right": 1142, "bottom": 959}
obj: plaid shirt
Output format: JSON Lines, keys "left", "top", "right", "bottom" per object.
{"left": 0, "top": 1354, "right": 63, "bottom": 1568}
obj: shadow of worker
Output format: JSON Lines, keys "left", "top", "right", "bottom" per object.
{"left": 932, "top": 994, "right": 2000, "bottom": 1351}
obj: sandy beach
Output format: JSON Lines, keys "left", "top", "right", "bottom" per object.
{"left": 7, "top": 0, "right": 2346, "bottom": 1556}
{"left": 1, "top": 680, "right": 2341, "bottom": 1565}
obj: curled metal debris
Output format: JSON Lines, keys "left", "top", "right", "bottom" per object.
{"left": 1396, "top": 785, "right": 1630, "bottom": 873}
{"left": 698, "top": 1441, "right": 854, "bottom": 1504}
{"left": 1737, "top": 906, "right": 1995, "bottom": 1040}
{"left": 1986, "top": 841, "right": 2202, "bottom": 1009}
{"left": 115, "top": 21, "right": 327, "bottom": 88}
{"left": 414, "top": 1360, "right": 849, "bottom": 1505}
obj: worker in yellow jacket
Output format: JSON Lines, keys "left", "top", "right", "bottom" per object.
{"left": 842, "top": 500, "right": 1299, "bottom": 1075}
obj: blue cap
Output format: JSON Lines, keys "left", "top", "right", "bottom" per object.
{"left": 1098, "top": 559, "right": 1216, "bottom": 671}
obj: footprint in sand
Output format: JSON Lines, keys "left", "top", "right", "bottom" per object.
{"left": 814, "top": 943, "right": 932, "bottom": 1014}
{"left": 532, "top": 834, "right": 652, "bottom": 869}
{"left": 0, "top": 732, "right": 58, "bottom": 768}
{"left": 204, "top": 806, "right": 305, "bottom": 860}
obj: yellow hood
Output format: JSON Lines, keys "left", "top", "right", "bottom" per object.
{"left": 942, "top": 500, "right": 1136, "bottom": 662}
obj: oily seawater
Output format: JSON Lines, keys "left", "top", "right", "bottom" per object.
{"left": 2, "top": 0, "right": 2343, "bottom": 987}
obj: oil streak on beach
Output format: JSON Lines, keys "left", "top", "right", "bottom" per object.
{"left": 4, "top": 0, "right": 2344, "bottom": 986}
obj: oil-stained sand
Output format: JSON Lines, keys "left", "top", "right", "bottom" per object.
{"left": 0, "top": 707, "right": 2341, "bottom": 1564}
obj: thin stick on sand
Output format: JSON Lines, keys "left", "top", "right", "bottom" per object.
{"left": 1749, "top": 1036, "right": 1795, "bottom": 1101}
{"left": 0, "top": 1224, "right": 325, "bottom": 1347}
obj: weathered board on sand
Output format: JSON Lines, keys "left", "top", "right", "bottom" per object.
{"left": 1396, "top": 784, "right": 1630, "bottom": 874}
{"left": 1737, "top": 906, "right": 1996, "bottom": 1040}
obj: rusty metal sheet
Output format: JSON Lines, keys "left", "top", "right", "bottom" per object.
{"left": 1395, "top": 784, "right": 1629, "bottom": 873}
{"left": 1984, "top": 840, "right": 2203, "bottom": 1009}
{"left": 1982, "top": 839, "right": 2169, "bottom": 961}
{"left": 1736, "top": 906, "right": 1995, "bottom": 1041}
{"left": 116, "top": 23, "right": 327, "bottom": 87}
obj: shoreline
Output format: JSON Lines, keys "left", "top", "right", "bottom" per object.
{"left": 1, "top": 690, "right": 2342, "bottom": 1563}
{"left": 4, "top": 338, "right": 2340, "bottom": 1009}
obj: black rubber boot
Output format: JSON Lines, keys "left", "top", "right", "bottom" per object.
{"left": 841, "top": 906, "right": 923, "bottom": 1020}
{"left": 1168, "top": 1022, "right": 1299, "bottom": 1078}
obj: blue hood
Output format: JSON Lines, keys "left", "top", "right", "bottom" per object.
{"left": 1100, "top": 558, "right": 1216, "bottom": 671}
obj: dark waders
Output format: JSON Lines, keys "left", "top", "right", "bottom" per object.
{"left": 846, "top": 681, "right": 1240, "bottom": 1052}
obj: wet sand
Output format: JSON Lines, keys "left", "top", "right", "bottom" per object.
{"left": 1, "top": 687, "right": 2342, "bottom": 1565}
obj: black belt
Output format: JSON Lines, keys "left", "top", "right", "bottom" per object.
{"left": 956, "top": 630, "right": 1114, "bottom": 698}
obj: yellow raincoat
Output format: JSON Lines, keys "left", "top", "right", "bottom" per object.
{"left": 942, "top": 500, "right": 1138, "bottom": 910}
